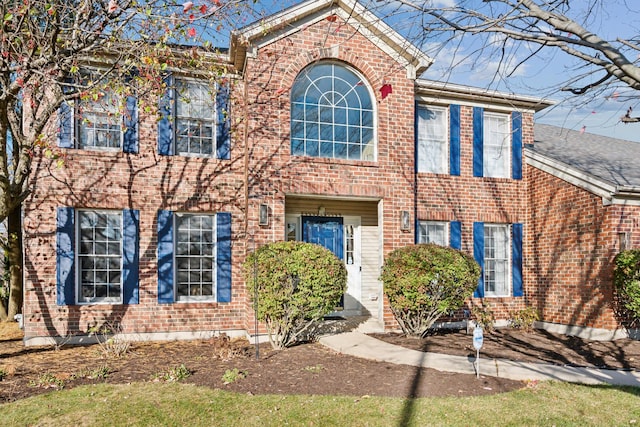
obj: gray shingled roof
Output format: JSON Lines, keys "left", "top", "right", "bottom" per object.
{"left": 531, "top": 123, "right": 640, "bottom": 187}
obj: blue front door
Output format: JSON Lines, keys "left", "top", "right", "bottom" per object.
{"left": 302, "top": 216, "right": 344, "bottom": 309}
{"left": 302, "top": 216, "right": 344, "bottom": 259}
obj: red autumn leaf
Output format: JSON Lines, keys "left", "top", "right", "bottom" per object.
{"left": 199, "top": 4, "right": 207, "bottom": 14}
{"left": 188, "top": 27, "right": 196, "bottom": 37}
{"left": 327, "top": 15, "right": 337, "bottom": 22}
{"left": 380, "top": 83, "right": 392, "bottom": 100}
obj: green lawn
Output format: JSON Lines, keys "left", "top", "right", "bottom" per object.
{"left": 2, "top": 381, "right": 640, "bottom": 426}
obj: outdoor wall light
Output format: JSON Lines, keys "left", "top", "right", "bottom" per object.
{"left": 400, "top": 210, "right": 410, "bottom": 231}
{"left": 259, "top": 203, "right": 269, "bottom": 226}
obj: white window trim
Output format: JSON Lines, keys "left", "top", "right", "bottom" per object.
{"left": 483, "top": 112, "right": 511, "bottom": 178}
{"left": 174, "top": 77, "right": 217, "bottom": 158}
{"left": 173, "top": 212, "right": 217, "bottom": 303}
{"left": 75, "top": 209, "right": 124, "bottom": 305}
{"left": 483, "top": 223, "right": 512, "bottom": 298}
{"left": 417, "top": 105, "right": 449, "bottom": 174}
{"left": 417, "top": 220, "right": 449, "bottom": 246}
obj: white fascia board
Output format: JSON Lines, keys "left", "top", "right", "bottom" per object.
{"left": 525, "top": 148, "right": 616, "bottom": 200}
{"left": 233, "top": 0, "right": 433, "bottom": 79}
{"left": 416, "top": 79, "right": 554, "bottom": 112}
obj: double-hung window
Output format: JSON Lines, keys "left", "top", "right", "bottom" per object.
{"left": 77, "top": 91, "right": 121, "bottom": 150}
{"left": 78, "top": 210, "right": 123, "bottom": 303}
{"left": 56, "top": 207, "right": 139, "bottom": 306}
{"left": 157, "top": 210, "right": 232, "bottom": 303}
{"left": 483, "top": 224, "right": 511, "bottom": 297}
{"left": 57, "top": 75, "right": 138, "bottom": 153}
{"left": 417, "top": 221, "right": 448, "bottom": 246}
{"left": 416, "top": 106, "right": 448, "bottom": 174}
{"left": 483, "top": 113, "right": 510, "bottom": 178}
{"left": 472, "top": 108, "right": 522, "bottom": 179}
{"left": 291, "top": 62, "right": 375, "bottom": 161}
{"left": 473, "top": 222, "right": 523, "bottom": 298}
{"left": 175, "top": 214, "right": 216, "bottom": 301}
{"left": 158, "top": 76, "right": 230, "bottom": 159}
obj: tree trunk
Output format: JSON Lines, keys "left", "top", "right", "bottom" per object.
{"left": 6, "top": 204, "right": 23, "bottom": 320}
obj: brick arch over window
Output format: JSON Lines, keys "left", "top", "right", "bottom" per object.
{"left": 281, "top": 47, "right": 382, "bottom": 99}
{"left": 289, "top": 60, "right": 377, "bottom": 161}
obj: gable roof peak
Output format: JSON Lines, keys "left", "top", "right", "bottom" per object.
{"left": 230, "top": 0, "right": 433, "bottom": 79}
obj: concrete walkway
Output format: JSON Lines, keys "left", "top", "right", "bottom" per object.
{"left": 319, "top": 331, "right": 640, "bottom": 387}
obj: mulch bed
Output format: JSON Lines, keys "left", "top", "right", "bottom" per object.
{"left": 2, "top": 324, "right": 640, "bottom": 404}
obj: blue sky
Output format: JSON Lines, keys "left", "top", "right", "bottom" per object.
{"left": 243, "top": 0, "right": 640, "bottom": 142}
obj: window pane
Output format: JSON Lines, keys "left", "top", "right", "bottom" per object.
{"left": 290, "top": 62, "right": 375, "bottom": 161}
{"left": 175, "top": 79, "right": 216, "bottom": 157}
{"left": 418, "top": 221, "right": 448, "bottom": 246}
{"left": 175, "top": 214, "right": 217, "bottom": 301}
{"left": 417, "top": 106, "right": 447, "bottom": 174}
{"left": 77, "top": 90, "right": 122, "bottom": 150}
{"left": 77, "top": 210, "right": 122, "bottom": 303}
{"left": 484, "top": 224, "right": 510, "bottom": 297}
{"left": 483, "top": 113, "right": 510, "bottom": 178}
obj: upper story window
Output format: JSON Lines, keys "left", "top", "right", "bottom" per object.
{"left": 77, "top": 91, "right": 122, "bottom": 150}
{"left": 483, "top": 112, "right": 510, "bottom": 178}
{"left": 473, "top": 108, "right": 522, "bottom": 180}
{"left": 417, "top": 105, "right": 448, "bottom": 174}
{"left": 158, "top": 75, "right": 230, "bottom": 159}
{"left": 291, "top": 62, "right": 375, "bottom": 161}
{"left": 57, "top": 71, "right": 138, "bottom": 153}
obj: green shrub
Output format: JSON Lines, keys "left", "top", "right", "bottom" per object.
{"left": 380, "top": 244, "right": 480, "bottom": 338}
{"left": 614, "top": 250, "right": 640, "bottom": 324}
{"left": 509, "top": 307, "right": 539, "bottom": 332}
{"left": 243, "top": 241, "right": 347, "bottom": 349}
{"left": 222, "top": 368, "right": 247, "bottom": 384}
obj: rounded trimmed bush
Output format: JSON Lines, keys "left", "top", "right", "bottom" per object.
{"left": 380, "top": 244, "right": 480, "bottom": 338}
{"left": 243, "top": 241, "right": 347, "bottom": 349}
{"left": 614, "top": 249, "right": 640, "bottom": 325}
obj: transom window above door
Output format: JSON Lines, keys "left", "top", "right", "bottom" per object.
{"left": 291, "top": 62, "right": 375, "bottom": 161}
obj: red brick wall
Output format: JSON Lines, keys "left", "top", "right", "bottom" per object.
{"left": 23, "top": 82, "right": 250, "bottom": 339}
{"left": 526, "top": 165, "right": 640, "bottom": 330}
{"left": 416, "top": 109, "right": 535, "bottom": 321}
{"left": 241, "top": 17, "right": 417, "bottom": 329}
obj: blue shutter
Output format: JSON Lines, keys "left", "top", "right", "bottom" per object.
{"left": 56, "top": 207, "right": 75, "bottom": 305}
{"left": 158, "top": 74, "right": 175, "bottom": 156}
{"left": 216, "top": 212, "right": 232, "bottom": 302}
{"left": 512, "top": 223, "right": 523, "bottom": 297}
{"left": 122, "top": 209, "right": 139, "bottom": 304}
{"left": 157, "top": 210, "right": 174, "bottom": 303}
{"left": 414, "top": 101, "right": 419, "bottom": 174}
{"left": 123, "top": 95, "right": 139, "bottom": 154}
{"left": 511, "top": 111, "right": 523, "bottom": 180}
{"left": 450, "top": 221, "right": 461, "bottom": 250}
{"left": 216, "top": 80, "right": 231, "bottom": 160}
{"left": 473, "top": 107, "right": 484, "bottom": 177}
{"left": 473, "top": 222, "right": 485, "bottom": 298}
{"left": 57, "top": 102, "right": 74, "bottom": 148}
{"left": 449, "top": 104, "right": 461, "bottom": 176}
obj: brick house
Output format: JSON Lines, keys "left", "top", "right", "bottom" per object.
{"left": 21, "top": 0, "right": 632, "bottom": 345}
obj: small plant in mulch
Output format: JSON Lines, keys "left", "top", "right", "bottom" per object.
{"left": 509, "top": 307, "right": 539, "bottom": 332}
{"left": 29, "top": 372, "right": 66, "bottom": 390}
{"left": 88, "top": 322, "right": 131, "bottom": 359}
{"left": 222, "top": 368, "right": 247, "bottom": 384}
{"left": 152, "top": 364, "right": 192, "bottom": 383}
{"left": 471, "top": 302, "right": 496, "bottom": 333}
{"left": 209, "top": 334, "right": 252, "bottom": 360}
{"left": 0, "top": 367, "right": 7, "bottom": 381}
{"left": 303, "top": 364, "right": 324, "bottom": 373}
{"left": 74, "top": 365, "right": 111, "bottom": 380}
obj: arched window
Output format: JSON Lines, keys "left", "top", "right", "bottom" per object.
{"left": 291, "top": 62, "right": 375, "bottom": 161}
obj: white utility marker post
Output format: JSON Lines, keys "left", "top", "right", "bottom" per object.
{"left": 473, "top": 326, "right": 484, "bottom": 379}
